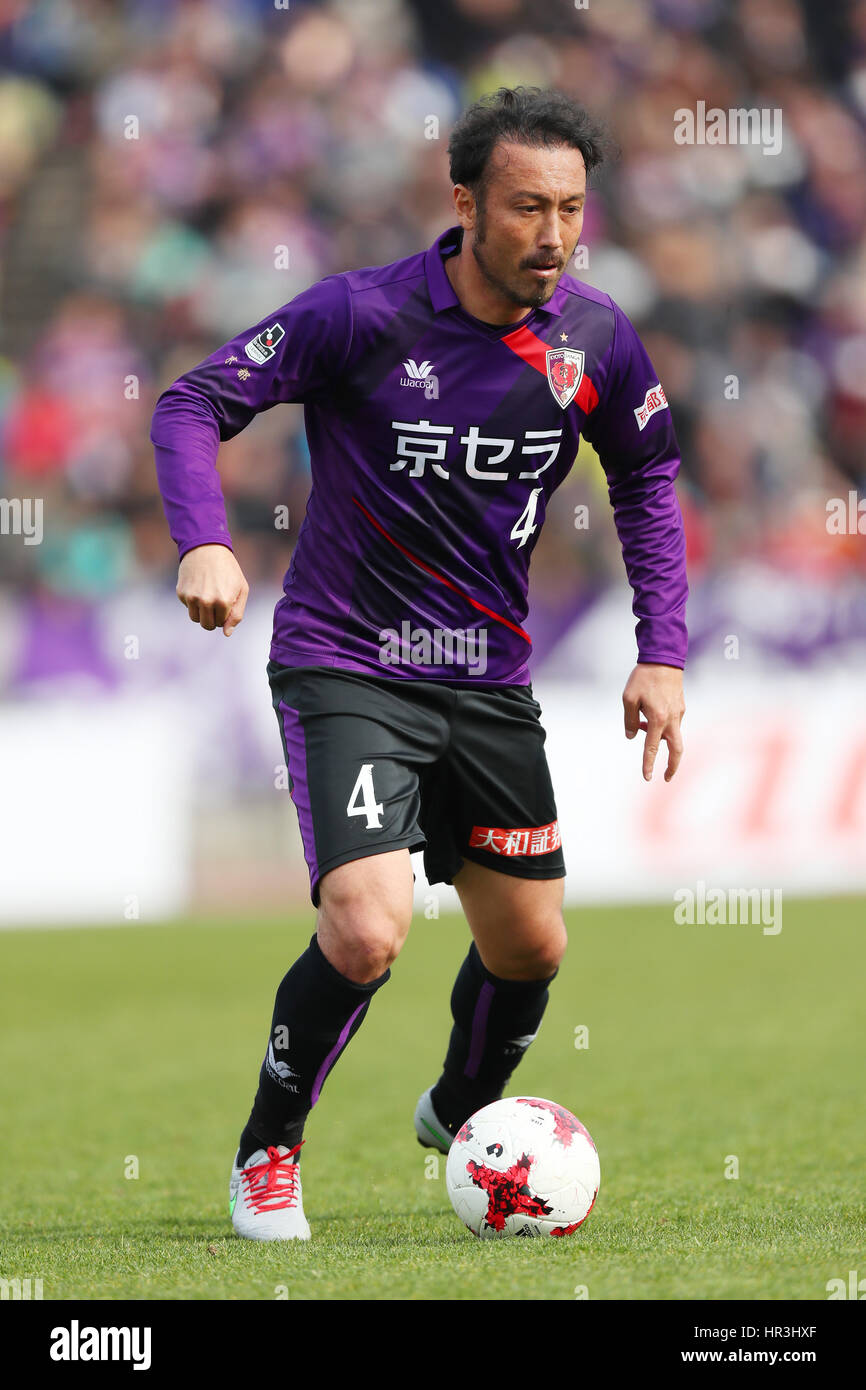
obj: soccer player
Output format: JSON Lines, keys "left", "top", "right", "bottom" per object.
{"left": 151, "top": 86, "right": 687, "bottom": 1241}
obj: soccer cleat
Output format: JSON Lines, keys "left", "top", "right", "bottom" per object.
{"left": 414, "top": 1087, "right": 457, "bottom": 1155}
{"left": 229, "top": 1141, "right": 311, "bottom": 1241}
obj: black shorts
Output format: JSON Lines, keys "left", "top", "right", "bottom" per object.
{"left": 267, "top": 662, "right": 566, "bottom": 906}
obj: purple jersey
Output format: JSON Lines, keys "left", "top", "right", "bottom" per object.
{"left": 151, "top": 225, "right": 688, "bottom": 683}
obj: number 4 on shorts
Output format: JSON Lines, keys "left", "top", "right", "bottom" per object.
{"left": 346, "top": 763, "right": 384, "bottom": 829}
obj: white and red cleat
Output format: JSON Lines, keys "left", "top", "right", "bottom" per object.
{"left": 229, "top": 1142, "right": 310, "bottom": 1241}
{"left": 413, "top": 1088, "right": 457, "bottom": 1155}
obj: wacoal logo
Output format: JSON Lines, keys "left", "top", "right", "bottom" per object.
{"left": 402, "top": 358, "right": 434, "bottom": 380}
{"left": 266, "top": 1041, "right": 300, "bottom": 1092}
{"left": 400, "top": 358, "right": 439, "bottom": 399}
{"left": 400, "top": 358, "right": 439, "bottom": 397}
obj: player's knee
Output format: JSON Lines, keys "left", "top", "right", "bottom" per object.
{"left": 317, "top": 922, "right": 404, "bottom": 983}
{"left": 526, "top": 916, "right": 568, "bottom": 978}
{"left": 317, "top": 888, "right": 410, "bottom": 983}
{"left": 490, "top": 914, "right": 567, "bottom": 980}
{"left": 340, "top": 929, "right": 403, "bottom": 983}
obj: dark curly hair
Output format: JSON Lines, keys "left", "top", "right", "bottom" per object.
{"left": 448, "top": 86, "right": 606, "bottom": 203}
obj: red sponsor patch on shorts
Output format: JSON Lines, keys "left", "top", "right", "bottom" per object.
{"left": 468, "top": 820, "right": 561, "bottom": 857}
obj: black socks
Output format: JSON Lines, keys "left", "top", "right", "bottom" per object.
{"left": 238, "top": 933, "right": 389, "bottom": 1163}
{"left": 430, "top": 943, "right": 556, "bottom": 1135}
{"left": 237, "top": 935, "right": 556, "bottom": 1165}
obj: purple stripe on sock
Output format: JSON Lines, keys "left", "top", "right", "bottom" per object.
{"left": 311, "top": 1000, "right": 366, "bottom": 1106}
{"left": 464, "top": 980, "right": 495, "bottom": 1079}
{"left": 278, "top": 699, "right": 319, "bottom": 890}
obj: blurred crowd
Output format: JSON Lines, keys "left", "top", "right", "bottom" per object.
{"left": 1, "top": 0, "right": 865, "bottom": 628}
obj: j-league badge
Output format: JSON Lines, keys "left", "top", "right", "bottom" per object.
{"left": 244, "top": 323, "right": 285, "bottom": 365}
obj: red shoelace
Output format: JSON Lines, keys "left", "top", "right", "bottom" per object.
{"left": 241, "top": 1142, "right": 305, "bottom": 1212}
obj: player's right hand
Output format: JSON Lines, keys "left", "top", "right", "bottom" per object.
{"left": 176, "top": 543, "right": 249, "bottom": 636}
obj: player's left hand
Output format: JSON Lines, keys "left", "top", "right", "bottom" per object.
{"left": 622, "top": 663, "right": 685, "bottom": 783}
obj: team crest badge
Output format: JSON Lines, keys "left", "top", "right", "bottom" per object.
{"left": 545, "top": 347, "right": 584, "bottom": 409}
{"left": 244, "top": 323, "right": 285, "bottom": 365}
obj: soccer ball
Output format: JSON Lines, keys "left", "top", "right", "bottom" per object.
{"left": 445, "top": 1096, "right": 600, "bottom": 1239}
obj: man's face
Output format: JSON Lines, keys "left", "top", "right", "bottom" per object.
{"left": 456, "top": 141, "right": 587, "bottom": 310}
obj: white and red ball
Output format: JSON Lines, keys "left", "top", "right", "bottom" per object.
{"left": 445, "top": 1096, "right": 600, "bottom": 1239}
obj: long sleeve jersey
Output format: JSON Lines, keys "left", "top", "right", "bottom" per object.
{"left": 151, "top": 224, "right": 688, "bottom": 684}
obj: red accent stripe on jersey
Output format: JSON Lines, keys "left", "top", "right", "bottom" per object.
{"left": 351, "top": 497, "right": 532, "bottom": 644}
{"left": 502, "top": 324, "right": 599, "bottom": 414}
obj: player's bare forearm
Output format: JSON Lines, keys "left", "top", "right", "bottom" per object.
{"left": 622, "top": 663, "right": 685, "bottom": 783}
{"left": 176, "top": 543, "right": 250, "bottom": 636}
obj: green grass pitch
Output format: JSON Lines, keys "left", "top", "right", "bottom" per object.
{"left": 1, "top": 897, "right": 863, "bottom": 1301}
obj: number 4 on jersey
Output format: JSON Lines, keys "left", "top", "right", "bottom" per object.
{"left": 510, "top": 488, "right": 543, "bottom": 549}
{"left": 346, "top": 763, "right": 384, "bottom": 829}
